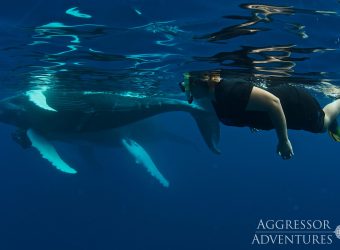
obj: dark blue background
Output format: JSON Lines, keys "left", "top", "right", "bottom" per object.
{"left": 0, "top": 0, "right": 340, "bottom": 249}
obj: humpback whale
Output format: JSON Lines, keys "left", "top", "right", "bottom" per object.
{"left": 0, "top": 90, "right": 220, "bottom": 187}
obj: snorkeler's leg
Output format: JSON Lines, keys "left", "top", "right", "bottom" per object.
{"left": 322, "top": 99, "right": 340, "bottom": 130}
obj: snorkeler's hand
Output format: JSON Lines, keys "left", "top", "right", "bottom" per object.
{"left": 277, "top": 139, "right": 294, "bottom": 160}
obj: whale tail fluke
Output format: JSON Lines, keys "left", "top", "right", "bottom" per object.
{"left": 190, "top": 110, "right": 221, "bottom": 154}
{"left": 184, "top": 98, "right": 221, "bottom": 154}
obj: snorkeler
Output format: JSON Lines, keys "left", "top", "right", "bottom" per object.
{"left": 180, "top": 71, "right": 340, "bottom": 160}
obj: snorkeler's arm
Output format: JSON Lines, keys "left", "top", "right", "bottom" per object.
{"left": 246, "top": 87, "right": 293, "bottom": 159}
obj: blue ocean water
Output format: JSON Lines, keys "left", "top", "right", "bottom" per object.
{"left": 0, "top": 0, "right": 340, "bottom": 249}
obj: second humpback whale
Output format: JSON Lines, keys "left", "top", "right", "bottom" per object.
{"left": 0, "top": 89, "right": 220, "bottom": 186}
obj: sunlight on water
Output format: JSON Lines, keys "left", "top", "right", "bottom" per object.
{"left": 0, "top": 1, "right": 340, "bottom": 99}
{"left": 65, "top": 7, "right": 92, "bottom": 19}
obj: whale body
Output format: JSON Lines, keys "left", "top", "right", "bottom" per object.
{"left": 0, "top": 90, "right": 220, "bottom": 187}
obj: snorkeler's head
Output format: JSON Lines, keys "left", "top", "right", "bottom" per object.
{"left": 179, "top": 71, "right": 222, "bottom": 103}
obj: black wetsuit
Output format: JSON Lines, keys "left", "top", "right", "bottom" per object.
{"left": 212, "top": 80, "right": 325, "bottom": 133}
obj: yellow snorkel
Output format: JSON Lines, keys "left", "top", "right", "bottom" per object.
{"left": 181, "top": 72, "right": 194, "bottom": 104}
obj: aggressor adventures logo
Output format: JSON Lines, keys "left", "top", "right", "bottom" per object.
{"left": 252, "top": 219, "right": 340, "bottom": 246}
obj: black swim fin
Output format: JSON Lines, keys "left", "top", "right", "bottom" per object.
{"left": 328, "top": 130, "right": 340, "bottom": 142}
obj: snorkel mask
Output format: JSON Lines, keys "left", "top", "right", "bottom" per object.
{"left": 179, "top": 71, "right": 222, "bottom": 104}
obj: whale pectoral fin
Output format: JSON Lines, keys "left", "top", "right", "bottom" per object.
{"left": 26, "top": 129, "right": 77, "bottom": 174}
{"left": 121, "top": 138, "right": 170, "bottom": 188}
{"left": 26, "top": 89, "right": 57, "bottom": 112}
{"left": 191, "top": 111, "right": 221, "bottom": 154}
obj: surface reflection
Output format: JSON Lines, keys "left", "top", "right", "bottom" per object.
{"left": 195, "top": 3, "right": 336, "bottom": 42}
